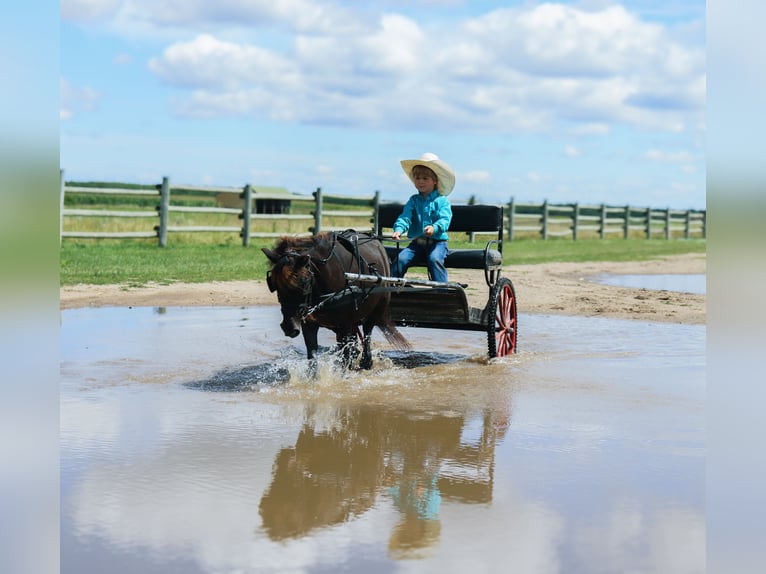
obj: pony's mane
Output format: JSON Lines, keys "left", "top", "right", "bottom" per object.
{"left": 273, "top": 232, "right": 333, "bottom": 254}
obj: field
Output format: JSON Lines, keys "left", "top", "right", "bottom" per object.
{"left": 60, "top": 238, "right": 706, "bottom": 286}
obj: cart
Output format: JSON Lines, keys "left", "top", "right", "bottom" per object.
{"left": 343, "top": 203, "right": 518, "bottom": 358}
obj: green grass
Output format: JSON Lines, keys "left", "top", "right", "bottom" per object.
{"left": 503, "top": 237, "right": 706, "bottom": 265}
{"left": 61, "top": 242, "right": 266, "bottom": 285}
{"left": 60, "top": 237, "right": 706, "bottom": 287}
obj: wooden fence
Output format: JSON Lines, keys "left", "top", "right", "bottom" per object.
{"left": 60, "top": 171, "right": 705, "bottom": 246}
{"left": 60, "top": 171, "right": 379, "bottom": 247}
{"left": 507, "top": 199, "right": 706, "bottom": 241}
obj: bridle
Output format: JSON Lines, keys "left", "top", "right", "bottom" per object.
{"left": 266, "top": 231, "right": 381, "bottom": 320}
{"left": 266, "top": 251, "right": 317, "bottom": 316}
{"left": 266, "top": 231, "right": 341, "bottom": 318}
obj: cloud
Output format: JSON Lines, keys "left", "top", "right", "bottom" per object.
{"left": 141, "top": 4, "right": 704, "bottom": 136}
{"left": 148, "top": 34, "right": 301, "bottom": 92}
{"left": 60, "top": 78, "right": 101, "bottom": 120}
{"left": 63, "top": 0, "right": 362, "bottom": 35}
{"left": 61, "top": 0, "right": 122, "bottom": 22}
{"left": 644, "top": 148, "right": 700, "bottom": 175}
{"left": 464, "top": 4, "right": 702, "bottom": 79}
{"left": 462, "top": 170, "right": 491, "bottom": 184}
{"left": 565, "top": 145, "right": 582, "bottom": 157}
{"left": 570, "top": 123, "right": 611, "bottom": 135}
{"left": 644, "top": 149, "right": 694, "bottom": 163}
{"left": 527, "top": 171, "right": 553, "bottom": 184}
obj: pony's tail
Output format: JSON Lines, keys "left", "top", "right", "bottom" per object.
{"left": 378, "top": 319, "right": 411, "bottom": 351}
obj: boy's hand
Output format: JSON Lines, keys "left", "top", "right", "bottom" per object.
{"left": 424, "top": 225, "right": 434, "bottom": 237}
{"left": 391, "top": 231, "right": 401, "bottom": 240}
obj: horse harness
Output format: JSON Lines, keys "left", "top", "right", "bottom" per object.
{"left": 266, "top": 230, "right": 383, "bottom": 319}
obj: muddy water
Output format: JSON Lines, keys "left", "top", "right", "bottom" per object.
{"left": 60, "top": 305, "right": 705, "bottom": 574}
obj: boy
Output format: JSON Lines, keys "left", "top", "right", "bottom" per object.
{"left": 391, "top": 152, "right": 455, "bottom": 283}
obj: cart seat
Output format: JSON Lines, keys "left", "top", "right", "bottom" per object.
{"left": 383, "top": 246, "right": 501, "bottom": 269}
{"left": 376, "top": 203, "right": 506, "bottom": 286}
{"left": 445, "top": 247, "right": 502, "bottom": 269}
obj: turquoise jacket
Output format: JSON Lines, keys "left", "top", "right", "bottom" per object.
{"left": 393, "top": 191, "right": 453, "bottom": 241}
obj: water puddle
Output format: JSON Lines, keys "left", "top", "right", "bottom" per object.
{"left": 60, "top": 305, "right": 705, "bottom": 573}
{"left": 593, "top": 273, "right": 706, "bottom": 294}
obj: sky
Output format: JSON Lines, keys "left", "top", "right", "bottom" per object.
{"left": 60, "top": 0, "right": 706, "bottom": 208}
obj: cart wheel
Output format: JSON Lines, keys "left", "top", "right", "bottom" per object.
{"left": 487, "top": 277, "right": 518, "bottom": 358}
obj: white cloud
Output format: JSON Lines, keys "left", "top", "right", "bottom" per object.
{"left": 61, "top": 0, "right": 122, "bottom": 21}
{"left": 462, "top": 170, "right": 491, "bottom": 184}
{"left": 141, "top": 4, "right": 703, "bottom": 136}
{"left": 464, "top": 4, "right": 685, "bottom": 77}
{"left": 148, "top": 34, "right": 301, "bottom": 92}
{"left": 644, "top": 149, "right": 694, "bottom": 163}
{"left": 63, "top": 2, "right": 704, "bottom": 155}
{"left": 643, "top": 147, "right": 701, "bottom": 177}
{"left": 72, "top": 0, "right": 363, "bottom": 35}
{"left": 570, "top": 123, "right": 610, "bottom": 135}
{"left": 527, "top": 171, "right": 553, "bottom": 183}
{"left": 361, "top": 13, "right": 425, "bottom": 75}
{"left": 60, "top": 77, "right": 101, "bottom": 120}
{"left": 565, "top": 145, "right": 582, "bottom": 157}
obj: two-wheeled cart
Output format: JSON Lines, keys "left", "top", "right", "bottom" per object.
{"left": 344, "top": 204, "right": 518, "bottom": 358}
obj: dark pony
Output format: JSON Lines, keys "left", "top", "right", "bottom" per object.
{"left": 262, "top": 230, "right": 408, "bottom": 370}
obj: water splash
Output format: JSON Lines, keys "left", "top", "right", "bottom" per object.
{"left": 184, "top": 346, "right": 478, "bottom": 394}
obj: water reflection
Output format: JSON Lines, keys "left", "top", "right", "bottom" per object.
{"left": 259, "top": 403, "right": 509, "bottom": 559}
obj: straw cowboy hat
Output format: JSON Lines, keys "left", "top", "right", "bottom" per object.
{"left": 400, "top": 152, "right": 456, "bottom": 196}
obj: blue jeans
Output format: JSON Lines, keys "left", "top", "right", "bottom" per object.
{"left": 392, "top": 240, "right": 449, "bottom": 283}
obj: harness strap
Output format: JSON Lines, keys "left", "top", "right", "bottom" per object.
{"left": 272, "top": 231, "right": 384, "bottom": 320}
{"left": 335, "top": 230, "right": 384, "bottom": 277}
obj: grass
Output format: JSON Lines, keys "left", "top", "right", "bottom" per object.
{"left": 502, "top": 237, "right": 706, "bottom": 265}
{"left": 60, "top": 237, "right": 706, "bottom": 286}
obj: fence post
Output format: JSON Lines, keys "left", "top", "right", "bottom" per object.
{"left": 572, "top": 202, "right": 579, "bottom": 241}
{"left": 311, "top": 187, "right": 322, "bottom": 234}
{"left": 59, "top": 169, "right": 65, "bottom": 246}
{"left": 241, "top": 184, "right": 252, "bottom": 246}
{"left": 665, "top": 208, "right": 671, "bottom": 240}
{"left": 157, "top": 176, "right": 169, "bottom": 247}
{"left": 688, "top": 211, "right": 693, "bottom": 239}
{"left": 600, "top": 204, "right": 606, "bottom": 239}
{"left": 371, "top": 190, "right": 380, "bottom": 234}
{"left": 702, "top": 211, "right": 706, "bottom": 239}
{"left": 507, "top": 197, "right": 515, "bottom": 242}
{"left": 645, "top": 207, "right": 652, "bottom": 239}
{"left": 541, "top": 199, "right": 548, "bottom": 240}
{"left": 623, "top": 205, "right": 630, "bottom": 239}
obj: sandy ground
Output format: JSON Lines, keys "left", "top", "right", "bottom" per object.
{"left": 60, "top": 253, "right": 705, "bottom": 325}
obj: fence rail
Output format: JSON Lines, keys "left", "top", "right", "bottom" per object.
{"left": 60, "top": 171, "right": 706, "bottom": 246}
{"left": 507, "top": 199, "right": 705, "bottom": 241}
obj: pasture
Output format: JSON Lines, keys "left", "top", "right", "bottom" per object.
{"left": 60, "top": 237, "right": 706, "bottom": 286}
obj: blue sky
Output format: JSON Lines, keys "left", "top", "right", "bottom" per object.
{"left": 60, "top": 0, "right": 705, "bottom": 208}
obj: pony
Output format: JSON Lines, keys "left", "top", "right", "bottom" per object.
{"left": 262, "top": 230, "right": 408, "bottom": 370}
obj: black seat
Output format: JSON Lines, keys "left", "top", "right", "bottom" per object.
{"left": 375, "top": 203, "right": 505, "bottom": 285}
